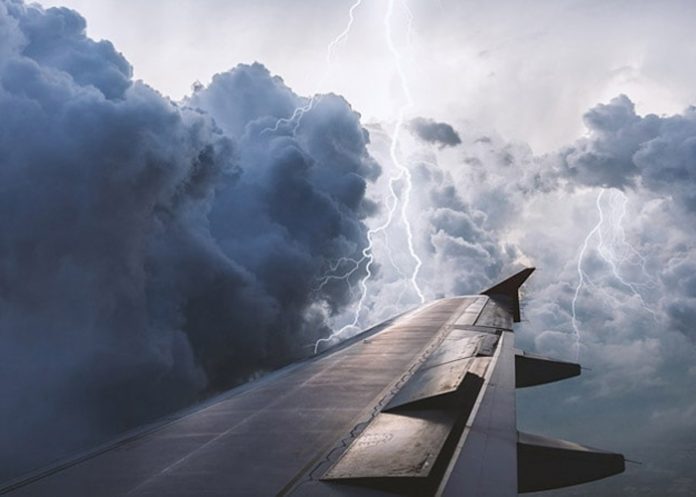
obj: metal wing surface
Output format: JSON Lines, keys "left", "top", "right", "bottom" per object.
{"left": 0, "top": 268, "right": 624, "bottom": 497}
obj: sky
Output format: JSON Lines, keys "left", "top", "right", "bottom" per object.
{"left": 39, "top": 0, "right": 696, "bottom": 152}
{"left": 2, "top": 0, "right": 696, "bottom": 495}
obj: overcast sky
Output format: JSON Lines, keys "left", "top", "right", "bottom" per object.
{"left": 39, "top": 0, "right": 696, "bottom": 152}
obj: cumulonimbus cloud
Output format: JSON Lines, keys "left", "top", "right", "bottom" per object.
{"left": 557, "top": 94, "right": 696, "bottom": 212}
{"left": 0, "top": 0, "right": 378, "bottom": 479}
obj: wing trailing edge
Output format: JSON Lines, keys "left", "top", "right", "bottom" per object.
{"left": 0, "top": 270, "right": 625, "bottom": 497}
{"left": 321, "top": 268, "right": 624, "bottom": 497}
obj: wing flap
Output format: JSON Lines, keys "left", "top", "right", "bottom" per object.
{"left": 322, "top": 315, "right": 498, "bottom": 494}
{"left": 322, "top": 411, "right": 456, "bottom": 480}
{"left": 517, "top": 432, "right": 625, "bottom": 493}
{"left": 515, "top": 350, "right": 581, "bottom": 388}
{"left": 384, "top": 331, "right": 494, "bottom": 411}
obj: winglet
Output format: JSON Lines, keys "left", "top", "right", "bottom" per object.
{"left": 481, "top": 267, "right": 535, "bottom": 322}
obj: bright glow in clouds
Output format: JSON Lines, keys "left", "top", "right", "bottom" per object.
{"left": 384, "top": 0, "right": 425, "bottom": 304}
{"left": 572, "top": 188, "right": 658, "bottom": 360}
{"left": 314, "top": 0, "right": 425, "bottom": 352}
{"left": 571, "top": 190, "right": 605, "bottom": 361}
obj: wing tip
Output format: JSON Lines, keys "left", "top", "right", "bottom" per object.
{"left": 480, "top": 267, "right": 535, "bottom": 297}
{"left": 480, "top": 267, "right": 536, "bottom": 322}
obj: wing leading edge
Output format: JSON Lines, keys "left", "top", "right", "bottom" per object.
{"left": 0, "top": 268, "right": 624, "bottom": 497}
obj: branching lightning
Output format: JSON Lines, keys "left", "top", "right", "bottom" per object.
{"left": 385, "top": 0, "right": 425, "bottom": 304}
{"left": 603, "top": 190, "right": 658, "bottom": 290}
{"left": 312, "top": 194, "right": 400, "bottom": 353}
{"left": 312, "top": 0, "right": 426, "bottom": 353}
{"left": 571, "top": 188, "right": 656, "bottom": 360}
{"left": 571, "top": 190, "right": 605, "bottom": 360}
{"left": 262, "top": 0, "right": 363, "bottom": 136}
{"left": 313, "top": 257, "right": 362, "bottom": 297}
{"left": 326, "top": 0, "right": 363, "bottom": 63}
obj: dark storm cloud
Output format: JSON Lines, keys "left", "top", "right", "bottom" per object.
{"left": 552, "top": 95, "right": 696, "bottom": 351}
{"left": 408, "top": 117, "right": 462, "bottom": 147}
{"left": 187, "top": 64, "right": 380, "bottom": 318}
{"left": 558, "top": 94, "right": 696, "bottom": 211}
{"left": 660, "top": 250, "right": 696, "bottom": 341}
{"left": 0, "top": 0, "right": 377, "bottom": 479}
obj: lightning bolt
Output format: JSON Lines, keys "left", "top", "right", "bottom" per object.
{"left": 313, "top": 181, "right": 402, "bottom": 353}
{"left": 604, "top": 189, "right": 657, "bottom": 289}
{"left": 385, "top": 0, "right": 425, "bottom": 304}
{"left": 326, "top": 0, "right": 363, "bottom": 63}
{"left": 596, "top": 191, "right": 658, "bottom": 306}
{"left": 262, "top": 0, "right": 363, "bottom": 136}
{"left": 571, "top": 188, "right": 656, "bottom": 360}
{"left": 571, "top": 190, "right": 605, "bottom": 360}
{"left": 313, "top": 256, "right": 363, "bottom": 297}
{"left": 312, "top": 0, "right": 426, "bottom": 353}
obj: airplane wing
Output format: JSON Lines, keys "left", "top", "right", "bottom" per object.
{"left": 0, "top": 268, "right": 624, "bottom": 497}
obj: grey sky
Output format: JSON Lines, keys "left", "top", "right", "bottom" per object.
{"left": 40, "top": 0, "right": 696, "bottom": 151}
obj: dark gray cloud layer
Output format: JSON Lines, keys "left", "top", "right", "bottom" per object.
{"left": 559, "top": 94, "right": 696, "bottom": 211}
{"left": 408, "top": 117, "right": 462, "bottom": 147}
{"left": 0, "top": 0, "right": 377, "bottom": 479}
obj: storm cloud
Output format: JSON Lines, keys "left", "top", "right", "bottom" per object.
{"left": 408, "top": 117, "right": 462, "bottom": 147}
{"left": 558, "top": 94, "right": 696, "bottom": 211}
{"left": 0, "top": 0, "right": 377, "bottom": 479}
{"left": 397, "top": 98, "right": 696, "bottom": 496}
